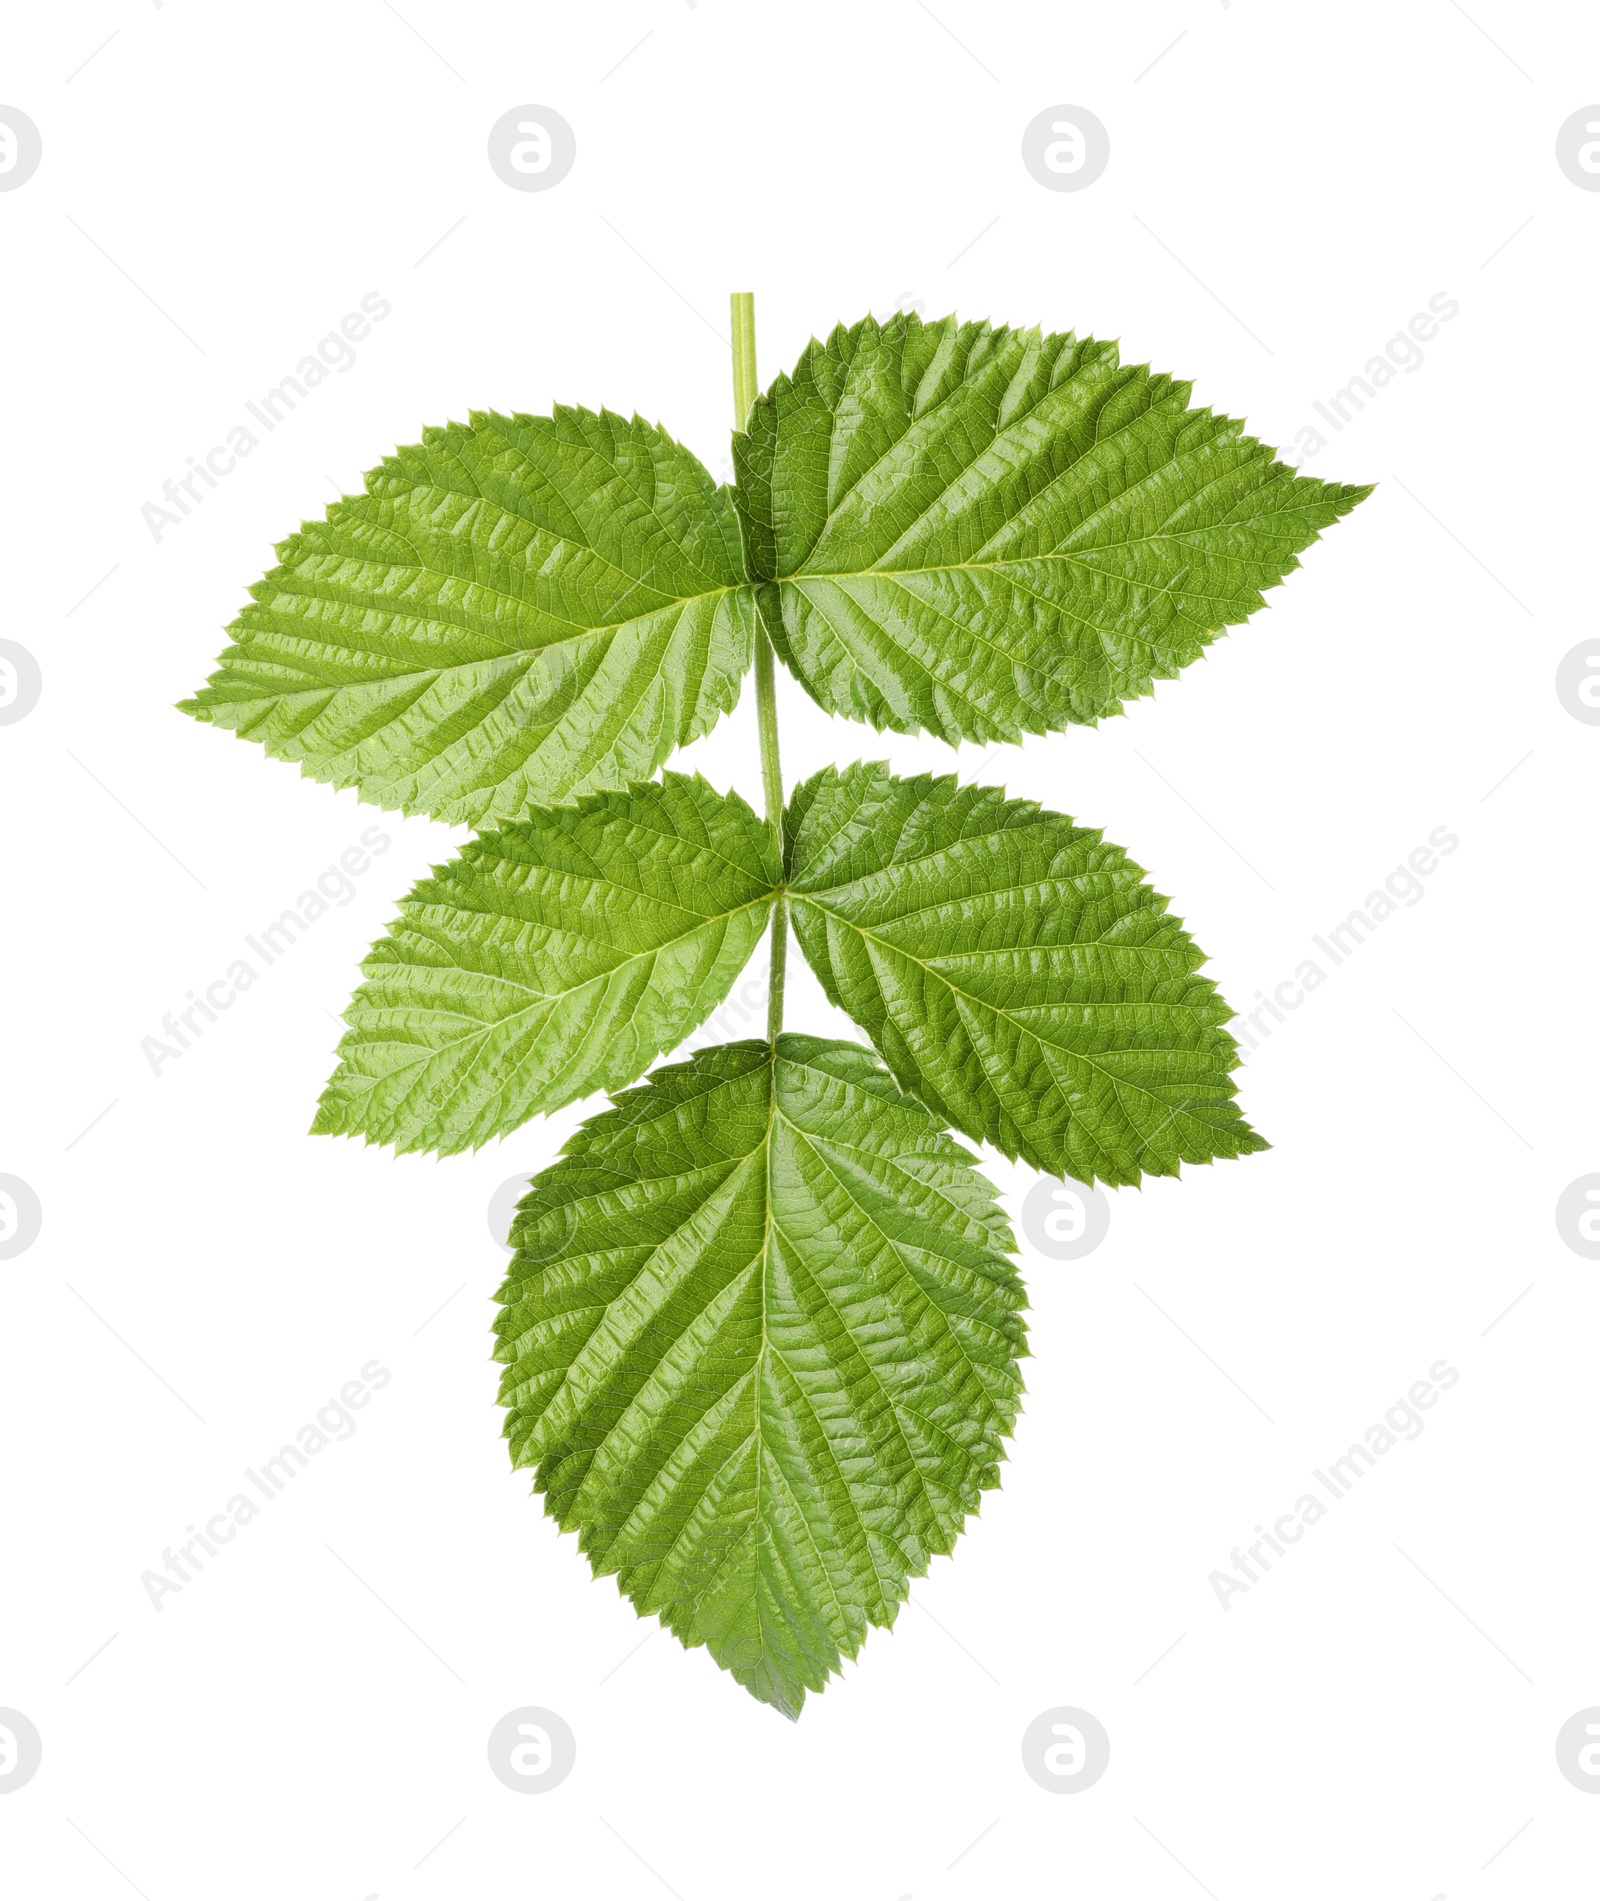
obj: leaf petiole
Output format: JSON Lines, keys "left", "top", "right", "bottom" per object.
{"left": 732, "top": 290, "right": 787, "bottom": 1044}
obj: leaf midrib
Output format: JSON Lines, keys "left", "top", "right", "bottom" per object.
{"left": 235, "top": 582, "right": 744, "bottom": 703}
{"left": 443, "top": 805, "right": 781, "bottom": 913}
{"left": 790, "top": 891, "right": 1221, "bottom": 1132}
{"left": 545, "top": 1053, "right": 1008, "bottom": 1649}
{"left": 373, "top": 413, "right": 740, "bottom": 604}
{"left": 344, "top": 896, "right": 773, "bottom": 1134}
{"left": 473, "top": 413, "right": 739, "bottom": 600}
{"left": 377, "top": 892, "right": 774, "bottom": 1007}
{"left": 784, "top": 327, "right": 1132, "bottom": 569}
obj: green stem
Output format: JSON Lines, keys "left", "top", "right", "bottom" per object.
{"left": 731, "top": 290, "right": 786, "bottom": 1046}
{"left": 754, "top": 629, "right": 787, "bottom": 1044}
{"left": 730, "top": 291, "right": 760, "bottom": 435}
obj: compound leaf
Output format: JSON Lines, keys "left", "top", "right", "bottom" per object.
{"left": 314, "top": 775, "right": 778, "bottom": 1154}
{"left": 786, "top": 763, "right": 1265, "bottom": 1185}
{"left": 734, "top": 312, "right": 1369, "bottom": 743}
{"left": 182, "top": 408, "right": 754, "bottom": 825}
{"left": 494, "top": 1035, "right": 1026, "bottom": 1718}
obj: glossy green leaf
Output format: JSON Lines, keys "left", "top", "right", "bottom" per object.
{"left": 182, "top": 408, "right": 755, "bottom": 824}
{"left": 494, "top": 1036, "right": 1026, "bottom": 1718}
{"left": 735, "top": 312, "right": 1369, "bottom": 743}
{"left": 786, "top": 763, "right": 1265, "bottom": 1185}
{"left": 314, "top": 775, "right": 778, "bottom": 1154}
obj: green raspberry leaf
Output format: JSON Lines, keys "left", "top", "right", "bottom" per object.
{"left": 182, "top": 408, "right": 755, "bottom": 825}
{"left": 734, "top": 313, "right": 1369, "bottom": 743}
{"left": 314, "top": 775, "right": 778, "bottom": 1155}
{"left": 494, "top": 1035, "right": 1026, "bottom": 1718}
{"left": 786, "top": 763, "right": 1265, "bottom": 1185}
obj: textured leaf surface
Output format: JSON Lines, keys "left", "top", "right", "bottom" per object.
{"left": 494, "top": 1036, "right": 1025, "bottom": 1717}
{"left": 314, "top": 776, "right": 778, "bottom": 1154}
{"left": 786, "top": 763, "right": 1265, "bottom": 1185}
{"left": 735, "top": 313, "right": 1369, "bottom": 743}
{"left": 182, "top": 408, "right": 754, "bottom": 824}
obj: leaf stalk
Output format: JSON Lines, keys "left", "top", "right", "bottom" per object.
{"left": 731, "top": 290, "right": 787, "bottom": 1044}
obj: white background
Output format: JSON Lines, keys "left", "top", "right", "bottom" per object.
{"left": 2, "top": 3, "right": 1597, "bottom": 1896}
